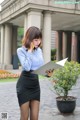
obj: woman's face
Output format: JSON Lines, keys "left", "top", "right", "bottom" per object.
{"left": 32, "top": 38, "right": 41, "bottom": 48}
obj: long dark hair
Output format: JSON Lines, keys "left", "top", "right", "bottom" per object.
{"left": 22, "top": 26, "right": 42, "bottom": 48}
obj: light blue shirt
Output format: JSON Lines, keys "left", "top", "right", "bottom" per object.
{"left": 17, "top": 46, "right": 44, "bottom": 71}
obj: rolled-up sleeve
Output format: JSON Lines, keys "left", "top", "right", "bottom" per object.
{"left": 17, "top": 48, "right": 32, "bottom": 71}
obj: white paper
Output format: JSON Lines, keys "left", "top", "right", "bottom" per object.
{"left": 33, "top": 58, "right": 68, "bottom": 76}
{"left": 33, "top": 61, "right": 62, "bottom": 76}
{"left": 56, "top": 58, "right": 68, "bottom": 66}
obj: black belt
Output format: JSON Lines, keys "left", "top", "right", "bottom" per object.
{"left": 22, "top": 70, "right": 33, "bottom": 74}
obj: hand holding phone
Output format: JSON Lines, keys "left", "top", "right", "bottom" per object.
{"left": 28, "top": 42, "right": 34, "bottom": 52}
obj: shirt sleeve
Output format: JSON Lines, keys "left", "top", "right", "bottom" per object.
{"left": 17, "top": 48, "right": 33, "bottom": 71}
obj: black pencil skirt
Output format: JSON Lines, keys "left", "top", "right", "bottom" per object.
{"left": 16, "top": 71, "right": 40, "bottom": 107}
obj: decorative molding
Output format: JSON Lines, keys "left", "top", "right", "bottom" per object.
{"left": 0, "top": 0, "right": 80, "bottom": 24}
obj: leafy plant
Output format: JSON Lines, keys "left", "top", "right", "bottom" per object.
{"left": 51, "top": 61, "right": 80, "bottom": 100}
{"left": 51, "top": 49, "right": 56, "bottom": 60}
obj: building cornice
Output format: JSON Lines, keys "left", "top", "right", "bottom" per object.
{"left": 0, "top": 1, "right": 80, "bottom": 24}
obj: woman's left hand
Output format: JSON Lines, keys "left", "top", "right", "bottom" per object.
{"left": 45, "top": 69, "right": 54, "bottom": 77}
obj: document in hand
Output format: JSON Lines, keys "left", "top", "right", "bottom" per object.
{"left": 33, "top": 61, "right": 62, "bottom": 76}
{"left": 33, "top": 58, "right": 68, "bottom": 76}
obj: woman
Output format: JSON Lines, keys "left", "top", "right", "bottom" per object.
{"left": 16, "top": 26, "right": 44, "bottom": 120}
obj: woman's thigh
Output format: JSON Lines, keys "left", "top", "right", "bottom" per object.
{"left": 30, "top": 100, "right": 40, "bottom": 120}
{"left": 20, "top": 102, "right": 30, "bottom": 120}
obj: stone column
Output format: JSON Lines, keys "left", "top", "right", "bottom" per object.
{"left": 27, "top": 9, "right": 42, "bottom": 29}
{"left": 0, "top": 25, "right": 5, "bottom": 66}
{"left": 4, "top": 24, "right": 13, "bottom": 69}
{"left": 42, "top": 11, "right": 51, "bottom": 63}
{"left": 12, "top": 26, "right": 18, "bottom": 69}
{"left": 0, "top": 31, "right": 1, "bottom": 65}
{"left": 63, "top": 31, "right": 68, "bottom": 59}
{"left": 24, "top": 13, "right": 28, "bottom": 35}
{"left": 71, "top": 32, "right": 78, "bottom": 61}
{"left": 67, "top": 32, "right": 72, "bottom": 61}
{"left": 56, "top": 31, "right": 62, "bottom": 61}
{"left": 0, "top": 35, "right": 1, "bottom": 63}
{"left": 12, "top": 26, "right": 17, "bottom": 55}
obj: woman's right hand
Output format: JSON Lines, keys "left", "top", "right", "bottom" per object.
{"left": 28, "top": 42, "right": 34, "bottom": 52}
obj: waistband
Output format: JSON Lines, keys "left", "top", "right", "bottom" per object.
{"left": 22, "top": 70, "right": 33, "bottom": 74}
{"left": 21, "top": 70, "right": 38, "bottom": 78}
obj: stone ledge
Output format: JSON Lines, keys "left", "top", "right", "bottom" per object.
{"left": 0, "top": 64, "right": 13, "bottom": 70}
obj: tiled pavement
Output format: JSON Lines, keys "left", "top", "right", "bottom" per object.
{"left": 0, "top": 74, "right": 80, "bottom": 120}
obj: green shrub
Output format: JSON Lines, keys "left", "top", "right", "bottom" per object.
{"left": 51, "top": 49, "right": 56, "bottom": 60}
{"left": 51, "top": 61, "right": 80, "bottom": 99}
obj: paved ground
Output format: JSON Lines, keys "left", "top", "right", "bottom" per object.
{"left": 0, "top": 73, "right": 80, "bottom": 120}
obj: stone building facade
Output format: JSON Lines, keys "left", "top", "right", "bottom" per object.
{"left": 0, "top": 0, "right": 80, "bottom": 69}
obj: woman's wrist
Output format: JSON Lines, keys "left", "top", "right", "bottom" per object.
{"left": 28, "top": 49, "right": 33, "bottom": 52}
